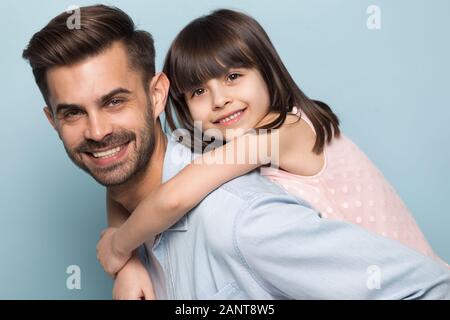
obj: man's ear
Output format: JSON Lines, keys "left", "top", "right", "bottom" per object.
{"left": 148, "top": 72, "right": 170, "bottom": 120}
{"left": 43, "top": 106, "right": 57, "bottom": 131}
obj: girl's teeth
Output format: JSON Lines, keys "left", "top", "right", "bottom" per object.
{"left": 92, "top": 146, "right": 121, "bottom": 159}
{"left": 220, "top": 111, "right": 242, "bottom": 123}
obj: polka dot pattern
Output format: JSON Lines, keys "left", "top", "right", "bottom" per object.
{"left": 260, "top": 111, "right": 439, "bottom": 261}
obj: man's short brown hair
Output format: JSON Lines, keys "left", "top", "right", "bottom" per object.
{"left": 22, "top": 4, "right": 156, "bottom": 108}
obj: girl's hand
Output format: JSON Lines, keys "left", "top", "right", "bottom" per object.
{"left": 113, "top": 254, "right": 155, "bottom": 300}
{"left": 96, "top": 227, "right": 131, "bottom": 277}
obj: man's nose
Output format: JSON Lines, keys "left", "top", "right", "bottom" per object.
{"left": 84, "top": 111, "right": 113, "bottom": 142}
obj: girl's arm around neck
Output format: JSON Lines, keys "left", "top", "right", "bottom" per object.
{"left": 107, "top": 190, "right": 130, "bottom": 227}
{"left": 113, "top": 131, "right": 276, "bottom": 256}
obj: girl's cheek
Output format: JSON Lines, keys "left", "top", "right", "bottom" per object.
{"left": 192, "top": 112, "right": 206, "bottom": 124}
{"left": 186, "top": 103, "right": 196, "bottom": 116}
{"left": 187, "top": 104, "right": 204, "bottom": 122}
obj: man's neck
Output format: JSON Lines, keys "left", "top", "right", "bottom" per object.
{"left": 108, "top": 125, "right": 168, "bottom": 212}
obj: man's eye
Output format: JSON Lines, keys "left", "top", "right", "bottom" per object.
{"left": 108, "top": 98, "right": 123, "bottom": 107}
{"left": 192, "top": 88, "right": 205, "bottom": 97}
{"left": 227, "top": 73, "right": 241, "bottom": 81}
{"left": 64, "top": 110, "right": 83, "bottom": 119}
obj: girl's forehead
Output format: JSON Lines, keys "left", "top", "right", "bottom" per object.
{"left": 169, "top": 37, "right": 259, "bottom": 93}
{"left": 177, "top": 63, "right": 253, "bottom": 92}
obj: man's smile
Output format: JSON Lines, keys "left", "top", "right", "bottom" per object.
{"left": 84, "top": 141, "right": 131, "bottom": 167}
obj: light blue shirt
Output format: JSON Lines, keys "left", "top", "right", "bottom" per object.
{"left": 141, "top": 134, "right": 450, "bottom": 299}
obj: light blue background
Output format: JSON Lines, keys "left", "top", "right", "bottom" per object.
{"left": 0, "top": 0, "right": 448, "bottom": 299}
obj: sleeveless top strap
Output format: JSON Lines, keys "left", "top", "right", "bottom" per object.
{"left": 290, "top": 106, "right": 315, "bottom": 134}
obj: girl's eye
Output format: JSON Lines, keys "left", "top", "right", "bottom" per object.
{"left": 227, "top": 73, "right": 241, "bottom": 81}
{"left": 192, "top": 88, "right": 205, "bottom": 97}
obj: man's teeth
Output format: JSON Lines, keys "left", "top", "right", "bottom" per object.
{"left": 219, "top": 110, "right": 243, "bottom": 124}
{"left": 92, "top": 146, "right": 122, "bottom": 159}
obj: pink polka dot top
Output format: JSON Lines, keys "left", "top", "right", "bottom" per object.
{"left": 260, "top": 107, "right": 442, "bottom": 262}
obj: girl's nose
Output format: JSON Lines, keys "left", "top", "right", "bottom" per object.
{"left": 210, "top": 82, "right": 232, "bottom": 110}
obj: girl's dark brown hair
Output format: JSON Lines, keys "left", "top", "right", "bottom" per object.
{"left": 163, "top": 9, "right": 340, "bottom": 154}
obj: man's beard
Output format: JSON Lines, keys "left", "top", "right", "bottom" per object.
{"left": 63, "top": 104, "right": 156, "bottom": 187}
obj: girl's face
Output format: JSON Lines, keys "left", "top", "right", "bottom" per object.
{"left": 184, "top": 68, "right": 270, "bottom": 141}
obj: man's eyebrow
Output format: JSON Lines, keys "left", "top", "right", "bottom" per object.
{"left": 98, "top": 88, "right": 132, "bottom": 106}
{"left": 55, "top": 103, "right": 83, "bottom": 115}
{"left": 54, "top": 88, "right": 132, "bottom": 115}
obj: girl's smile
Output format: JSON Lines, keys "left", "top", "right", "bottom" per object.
{"left": 185, "top": 68, "right": 270, "bottom": 140}
{"left": 213, "top": 108, "right": 246, "bottom": 126}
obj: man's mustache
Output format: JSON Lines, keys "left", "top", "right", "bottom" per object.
{"left": 75, "top": 131, "right": 136, "bottom": 153}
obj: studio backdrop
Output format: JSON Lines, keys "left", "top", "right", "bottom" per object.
{"left": 0, "top": 0, "right": 449, "bottom": 299}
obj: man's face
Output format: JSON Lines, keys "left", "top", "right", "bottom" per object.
{"left": 45, "top": 42, "right": 156, "bottom": 186}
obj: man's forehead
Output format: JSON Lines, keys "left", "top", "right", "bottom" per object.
{"left": 46, "top": 42, "right": 139, "bottom": 108}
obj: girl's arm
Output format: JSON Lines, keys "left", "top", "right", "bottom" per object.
{"left": 106, "top": 191, "right": 156, "bottom": 299}
{"left": 113, "top": 131, "right": 276, "bottom": 257}
{"left": 106, "top": 190, "right": 130, "bottom": 228}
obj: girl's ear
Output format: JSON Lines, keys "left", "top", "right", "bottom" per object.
{"left": 148, "top": 72, "right": 170, "bottom": 120}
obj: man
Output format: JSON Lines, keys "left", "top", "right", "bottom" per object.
{"left": 23, "top": 5, "right": 450, "bottom": 299}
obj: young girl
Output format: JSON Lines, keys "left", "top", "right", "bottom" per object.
{"left": 97, "top": 9, "right": 445, "bottom": 281}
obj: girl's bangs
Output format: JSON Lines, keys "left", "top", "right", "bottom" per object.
{"left": 170, "top": 36, "right": 256, "bottom": 95}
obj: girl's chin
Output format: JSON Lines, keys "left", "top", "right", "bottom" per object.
{"left": 222, "top": 130, "right": 246, "bottom": 141}
{"left": 205, "top": 123, "right": 253, "bottom": 142}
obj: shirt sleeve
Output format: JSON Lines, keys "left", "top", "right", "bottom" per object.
{"left": 234, "top": 192, "right": 450, "bottom": 299}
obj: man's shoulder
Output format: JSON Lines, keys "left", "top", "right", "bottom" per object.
{"left": 164, "top": 136, "right": 316, "bottom": 231}
{"left": 165, "top": 135, "right": 309, "bottom": 206}
{"left": 218, "top": 169, "right": 301, "bottom": 204}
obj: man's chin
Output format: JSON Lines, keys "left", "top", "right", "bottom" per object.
{"left": 87, "top": 166, "right": 134, "bottom": 187}
{"left": 67, "top": 152, "right": 132, "bottom": 186}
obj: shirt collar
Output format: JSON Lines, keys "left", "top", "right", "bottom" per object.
{"left": 160, "top": 133, "right": 193, "bottom": 232}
